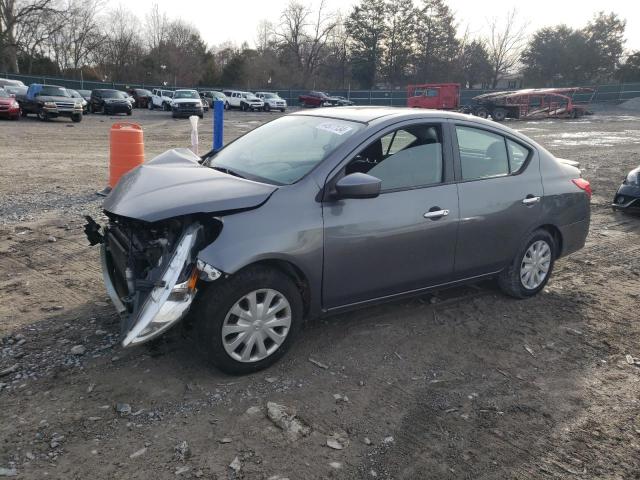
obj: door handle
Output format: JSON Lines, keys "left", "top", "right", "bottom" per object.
{"left": 423, "top": 209, "right": 450, "bottom": 219}
{"left": 522, "top": 195, "right": 541, "bottom": 205}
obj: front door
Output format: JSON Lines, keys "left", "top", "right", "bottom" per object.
{"left": 322, "top": 122, "right": 459, "bottom": 309}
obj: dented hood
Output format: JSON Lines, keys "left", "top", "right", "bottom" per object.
{"left": 103, "top": 148, "right": 277, "bottom": 222}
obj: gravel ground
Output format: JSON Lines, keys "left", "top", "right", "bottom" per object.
{"left": 1, "top": 107, "right": 640, "bottom": 479}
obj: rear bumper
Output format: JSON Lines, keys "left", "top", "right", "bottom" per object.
{"left": 557, "top": 218, "right": 590, "bottom": 258}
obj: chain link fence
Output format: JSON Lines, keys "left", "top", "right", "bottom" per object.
{"left": 2, "top": 72, "right": 640, "bottom": 107}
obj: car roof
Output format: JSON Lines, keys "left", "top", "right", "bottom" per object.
{"left": 291, "top": 106, "right": 509, "bottom": 128}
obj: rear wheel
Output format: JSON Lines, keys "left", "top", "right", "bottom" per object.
{"left": 474, "top": 107, "right": 488, "bottom": 119}
{"left": 492, "top": 108, "right": 507, "bottom": 122}
{"left": 498, "top": 229, "right": 556, "bottom": 298}
{"left": 193, "top": 266, "right": 302, "bottom": 374}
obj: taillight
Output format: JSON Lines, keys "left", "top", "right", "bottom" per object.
{"left": 572, "top": 178, "right": 592, "bottom": 199}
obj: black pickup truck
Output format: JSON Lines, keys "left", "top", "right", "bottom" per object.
{"left": 19, "top": 84, "right": 83, "bottom": 122}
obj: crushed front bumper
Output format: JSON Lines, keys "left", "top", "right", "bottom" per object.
{"left": 612, "top": 183, "right": 640, "bottom": 211}
{"left": 88, "top": 217, "right": 222, "bottom": 347}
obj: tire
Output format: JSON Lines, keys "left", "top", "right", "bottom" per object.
{"left": 103, "top": 107, "right": 109, "bottom": 115}
{"left": 492, "top": 108, "right": 507, "bottom": 122}
{"left": 193, "top": 266, "right": 303, "bottom": 375}
{"left": 199, "top": 114, "right": 204, "bottom": 119}
{"left": 498, "top": 229, "right": 556, "bottom": 299}
{"left": 11, "top": 114, "right": 19, "bottom": 121}
{"left": 240, "top": 102, "right": 246, "bottom": 111}
{"left": 126, "top": 110, "right": 132, "bottom": 116}
{"left": 163, "top": 102, "right": 170, "bottom": 111}
{"left": 37, "top": 108, "right": 47, "bottom": 121}
{"left": 264, "top": 103, "right": 270, "bottom": 112}
{"left": 71, "top": 114, "right": 82, "bottom": 123}
{"left": 475, "top": 107, "right": 488, "bottom": 119}
{"left": 280, "top": 108, "right": 285, "bottom": 113}
{"left": 148, "top": 101, "right": 153, "bottom": 110}
{"left": 224, "top": 101, "right": 229, "bottom": 110}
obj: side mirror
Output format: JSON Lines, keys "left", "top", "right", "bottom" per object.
{"left": 335, "top": 173, "right": 381, "bottom": 199}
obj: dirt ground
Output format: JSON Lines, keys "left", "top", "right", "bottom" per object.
{"left": 1, "top": 107, "right": 639, "bottom": 480}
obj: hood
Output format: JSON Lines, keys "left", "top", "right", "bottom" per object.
{"left": 103, "top": 148, "right": 277, "bottom": 222}
{"left": 39, "top": 95, "right": 73, "bottom": 102}
{"left": 105, "top": 98, "right": 128, "bottom": 103}
{"left": 172, "top": 98, "right": 202, "bottom": 104}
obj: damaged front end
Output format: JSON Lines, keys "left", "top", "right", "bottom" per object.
{"left": 85, "top": 214, "right": 222, "bottom": 347}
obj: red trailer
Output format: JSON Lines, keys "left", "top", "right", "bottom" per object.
{"left": 407, "top": 83, "right": 460, "bottom": 110}
{"left": 465, "top": 87, "right": 595, "bottom": 121}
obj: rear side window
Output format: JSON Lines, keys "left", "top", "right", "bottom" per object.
{"left": 456, "top": 126, "right": 509, "bottom": 181}
{"left": 506, "top": 139, "right": 530, "bottom": 173}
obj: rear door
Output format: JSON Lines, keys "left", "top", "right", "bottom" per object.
{"left": 322, "top": 121, "right": 459, "bottom": 309}
{"left": 452, "top": 121, "right": 543, "bottom": 278}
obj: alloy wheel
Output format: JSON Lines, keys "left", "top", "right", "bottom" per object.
{"left": 520, "top": 240, "right": 551, "bottom": 290}
{"left": 221, "top": 289, "right": 292, "bottom": 363}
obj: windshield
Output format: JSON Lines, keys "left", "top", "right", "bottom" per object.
{"left": 208, "top": 116, "right": 364, "bottom": 185}
{"left": 263, "top": 93, "right": 278, "bottom": 98}
{"left": 173, "top": 90, "right": 199, "bottom": 99}
{"left": 136, "top": 89, "right": 151, "bottom": 95}
{"left": 162, "top": 91, "right": 174, "bottom": 98}
{"left": 68, "top": 90, "right": 81, "bottom": 98}
{"left": 102, "top": 90, "right": 126, "bottom": 99}
{"left": 78, "top": 90, "right": 90, "bottom": 96}
{"left": 39, "top": 86, "right": 70, "bottom": 97}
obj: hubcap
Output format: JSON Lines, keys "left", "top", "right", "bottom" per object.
{"left": 221, "top": 289, "right": 292, "bottom": 363}
{"left": 520, "top": 240, "right": 551, "bottom": 290}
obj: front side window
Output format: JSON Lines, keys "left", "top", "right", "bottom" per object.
{"left": 208, "top": 116, "right": 364, "bottom": 185}
{"left": 456, "top": 126, "right": 509, "bottom": 181}
{"left": 425, "top": 89, "right": 439, "bottom": 97}
{"left": 346, "top": 124, "right": 443, "bottom": 191}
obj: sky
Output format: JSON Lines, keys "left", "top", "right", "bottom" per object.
{"left": 128, "top": 0, "right": 640, "bottom": 51}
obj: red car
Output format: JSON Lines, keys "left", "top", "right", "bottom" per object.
{"left": 0, "top": 88, "right": 20, "bottom": 120}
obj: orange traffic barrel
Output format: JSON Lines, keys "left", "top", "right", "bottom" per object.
{"left": 109, "top": 122, "right": 144, "bottom": 188}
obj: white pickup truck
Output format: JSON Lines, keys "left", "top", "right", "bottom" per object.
{"left": 148, "top": 88, "right": 174, "bottom": 111}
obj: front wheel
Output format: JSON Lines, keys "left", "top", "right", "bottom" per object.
{"left": 193, "top": 266, "right": 302, "bottom": 374}
{"left": 498, "top": 229, "right": 556, "bottom": 298}
{"left": 126, "top": 110, "right": 132, "bottom": 116}
{"left": 37, "top": 109, "right": 47, "bottom": 121}
{"left": 264, "top": 103, "right": 270, "bottom": 112}
{"left": 71, "top": 114, "right": 82, "bottom": 123}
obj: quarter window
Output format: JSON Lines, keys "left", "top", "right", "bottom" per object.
{"left": 456, "top": 126, "right": 509, "bottom": 181}
{"left": 346, "top": 124, "right": 443, "bottom": 191}
{"left": 506, "top": 139, "right": 530, "bottom": 172}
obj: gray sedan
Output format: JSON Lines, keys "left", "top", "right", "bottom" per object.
{"left": 87, "top": 108, "right": 591, "bottom": 374}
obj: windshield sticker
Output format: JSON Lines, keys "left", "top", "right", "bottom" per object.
{"left": 316, "top": 122, "right": 353, "bottom": 135}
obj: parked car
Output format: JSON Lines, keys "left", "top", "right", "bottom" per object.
{"left": 332, "top": 95, "right": 355, "bottom": 106}
{"left": 89, "top": 89, "right": 132, "bottom": 115}
{"left": 200, "top": 90, "right": 228, "bottom": 108}
{"left": 77, "top": 89, "right": 92, "bottom": 103}
{"left": 612, "top": 165, "right": 640, "bottom": 212}
{"left": 255, "top": 92, "right": 287, "bottom": 112}
{"left": 122, "top": 91, "right": 136, "bottom": 108}
{"left": 67, "top": 89, "right": 88, "bottom": 114}
{"left": 86, "top": 107, "right": 591, "bottom": 374}
{"left": 0, "top": 88, "right": 20, "bottom": 120}
{"left": 170, "top": 89, "right": 204, "bottom": 119}
{"left": 223, "top": 90, "right": 264, "bottom": 111}
{"left": 125, "top": 88, "right": 151, "bottom": 109}
{"left": 149, "top": 88, "right": 174, "bottom": 110}
{"left": 4, "top": 85, "right": 27, "bottom": 102}
{"left": 298, "top": 91, "right": 353, "bottom": 107}
{"left": 0, "top": 78, "right": 25, "bottom": 88}
{"left": 20, "top": 84, "right": 83, "bottom": 122}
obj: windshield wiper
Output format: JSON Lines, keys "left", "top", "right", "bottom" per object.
{"left": 211, "top": 166, "right": 246, "bottom": 179}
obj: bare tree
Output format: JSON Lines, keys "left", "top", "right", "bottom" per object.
{"left": 0, "top": 0, "right": 59, "bottom": 72}
{"left": 48, "top": 0, "right": 103, "bottom": 74}
{"left": 144, "top": 2, "right": 168, "bottom": 51}
{"left": 274, "top": 0, "right": 337, "bottom": 87}
{"left": 255, "top": 19, "right": 275, "bottom": 52}
{"left": 98, "top": 6, "right": 143, "bottom": 81}
{"left": 486, "top": 8, "right": 528, "bottom": 88}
